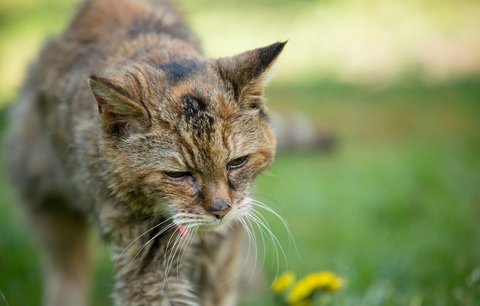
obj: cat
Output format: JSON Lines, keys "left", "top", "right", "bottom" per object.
{"left": 5, "top": 0, "right": 286, "bottom": 305}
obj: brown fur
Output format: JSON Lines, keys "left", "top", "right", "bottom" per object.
{"left": 5, "top": 0, "right": 285, "bottom": 305}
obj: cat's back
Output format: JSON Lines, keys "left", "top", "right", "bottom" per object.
{"left": 35, "top": 0, "right": 199, "bottom": 92}
{"left": 67, "top": 0, "right": 198, "bottom": 48}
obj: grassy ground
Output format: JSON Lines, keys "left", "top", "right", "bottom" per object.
{"left": 1, "top": 0, "right": 480, "bottom": 305}
{"left": 1, "top": 78, "right": 480, "bottom": 305}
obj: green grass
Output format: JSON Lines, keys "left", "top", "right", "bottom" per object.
{"left": 1, "top": 79, "right": 480, "bottom": 305}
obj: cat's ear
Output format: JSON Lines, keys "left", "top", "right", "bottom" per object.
{"left": 216, "top": 41, "right": 286, "bottom": 101}
{"left": 88, "top": 75, "right": 150, "bottom": 136}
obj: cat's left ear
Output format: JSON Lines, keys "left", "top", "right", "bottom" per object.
{"left": 216, "top": 41, "right": 286, "bottom": 102}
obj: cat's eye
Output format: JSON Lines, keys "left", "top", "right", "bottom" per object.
{"left": 227, "top": 156, "right": 248, "bottom": 171}
{"left": 164, "top": 171, "right": 192, "bottom": 180}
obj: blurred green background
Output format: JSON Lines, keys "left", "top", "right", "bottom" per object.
{"left": 1, "top": 0, "right": 480, "bottom": 305}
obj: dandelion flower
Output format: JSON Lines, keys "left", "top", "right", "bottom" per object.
{"left": 272, "top": 272, "right": 296, "bottom": 293}
{"left": 287, "top": 271, "right": 344, "bottom": 304}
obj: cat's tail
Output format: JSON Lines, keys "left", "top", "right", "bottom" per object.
{"left": 271, "top": 113, "right": 336, "bottom": 154}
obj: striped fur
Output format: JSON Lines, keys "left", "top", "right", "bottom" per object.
{"left": 5, "top": 0, "right": 284, "bottom": 305}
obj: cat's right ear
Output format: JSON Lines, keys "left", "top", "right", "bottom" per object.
{"left": 88, "top": 76, "right": 150, "bottom": 136}
{"left": 216, "top": 41, "right": 286, "bottom": 102}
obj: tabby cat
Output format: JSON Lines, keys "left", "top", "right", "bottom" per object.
{"left": 5, "top": 0, "right": 286, "bottom": 305}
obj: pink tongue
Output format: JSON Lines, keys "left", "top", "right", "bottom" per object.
{"left": 178, "top": 225, "right": 189, "bottom": 238}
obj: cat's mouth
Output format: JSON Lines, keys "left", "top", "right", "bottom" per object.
{"left": 177, "top": 225, "right": 190, "bottom": 238}
{"left": 175, "top": 222, "right": 221, "bottom": 238}
{"left": 173, "top": 212, "right": 238, "bottom": 236}
{"left": 173, "top": 198, "right": 250, "bottom": 235}
{"left": 177, "top": 217, "right": 230, "bottom": 235}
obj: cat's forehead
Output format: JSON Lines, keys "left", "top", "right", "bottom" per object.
{"left": 143, "top": 60, "right": 267, "bottom": 162}
{"left": 156, "top": 60, "right": 206, "bottom": 85}
{"left": 179, "top": 93, "right": 216, "bottom": 138}
{"left": 153, "top": 63, "right": 237, "bottom": 121}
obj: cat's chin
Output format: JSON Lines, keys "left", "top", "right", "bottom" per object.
{"left": 197, "top": 218, "right": 233, "bottom": 232}
{"left": 182, "top": 216, "right": 236, "bottom": 234}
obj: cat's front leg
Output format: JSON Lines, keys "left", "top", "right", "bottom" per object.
{"left": 108, "top": 221, "right": 199, "bottom": 306}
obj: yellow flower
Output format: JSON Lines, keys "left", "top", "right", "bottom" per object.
{"left": 272, "top": 272, "right": 296, "bottom": 293}
{"left": 287, "top": 272, "right": 344, "bottom": 304}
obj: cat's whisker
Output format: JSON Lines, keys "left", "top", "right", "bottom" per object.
{"left": 243, "top": 214, "right": 261, "bottom": 267}
{"left": 162, "top": 228, "right": 182, "bottom": 289}
{"left": 174, "top": 214, "right": 210, "bottom": 226}
{"left": 176, "top": 226, "right": 198, "bottom": 281}
{"left": 113, "top": 215, "right": 177, "bottom": 271}
{"left": 241, "top": 216, "right": 258, "bottom": 260}
{"left": 244, "top": 210, "right": 268, "bottom": 273}
{"left": 232, "top": 216, "right": 259, "bottom": 287}
{"left": 245, "top": 208, "right": 287, "bottom": 281}
{"left": 238, "top": 199, "right": 289, "bottom": 280}
{"left": 244, "top": 215, "right": 265, "bottom": 265}
{"left": 237, "top": 204, "right": 264, "bottom": 266}
{"left": 249, "top": 209, "right": 285, "bottom": 259}
{"left": 163, "top": 218, "right": 205, "bottom": 288}
{"left": 127, "top": 222, "right": 177, "bottom": 269}
{"left": 250, "top": 199, "right": 291, "bottom": 236}
{"left": 165, "top": 223, "right": 201, "bottom": 288}
{"left": 238, "top": 203, "right": 268, "bottom": 267}
{"left": 249, "top": 198, "right": 299, "bottom": 259}
{"left": 165, "top": 213, "right": 192, "bottom": 272}
{"left": 245, "top": 211, "right": 281, "bottom": 280}
{"left": 250, "top": 199, "right": 288, "bottom": 224}
{"left": 165, "top": 227, "right": 187, "bottom": 282}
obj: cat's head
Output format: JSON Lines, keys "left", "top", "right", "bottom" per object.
{"left": 89, "top": 42, "right": 285, "bottom": 231}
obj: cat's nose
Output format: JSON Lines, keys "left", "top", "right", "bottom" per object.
{"left": 206, "top": 200, "right": 231, "bottom": 219}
